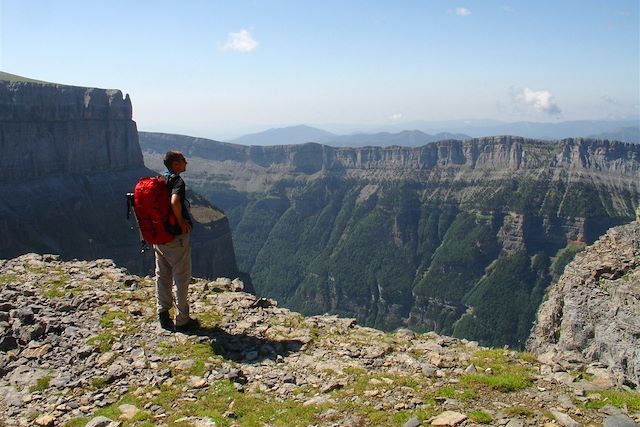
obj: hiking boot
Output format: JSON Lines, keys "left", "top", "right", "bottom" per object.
{"left": 158, "top": 311, "right": 174, "bottom": 330}
{"left": 175, "top": 317, "right": 200, "bottom": 332}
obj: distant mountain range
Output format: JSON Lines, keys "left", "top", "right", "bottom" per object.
{"left": 587, "top": 126, "right": 640, "bottom": 143}
{"left": 231, "top": 125, "right": 336, "bottom": 146}
{"left": 230, "top": 125, "right": 470, "bottom": 147}
{"left": 229, "top": 120, "right": 639, "bottom": 146}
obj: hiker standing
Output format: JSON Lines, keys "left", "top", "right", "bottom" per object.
{"left": 154, "top": 151, "right": 198, "bottom": 331}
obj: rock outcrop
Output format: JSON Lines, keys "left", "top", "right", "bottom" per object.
{"left": 1, "top": 253, "right": 639, "bottom": 426}
{"left": 0, "top": 74, "right": 245, "bottom": 284}
{"left": 528, "top": 213, "right": 640, "bottom": 387}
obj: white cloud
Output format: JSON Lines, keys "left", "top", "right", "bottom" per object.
{"left": 455, "top": 7, "right": 471, "bottom": 16}
{"left": 221, "top": 29, "right": 258, "bottom": 53}
{"left": 390, "top": 113, "right": 403, "bottom": 121}
{"left": 515, "top": 87, "right": 562, "bottom": 116}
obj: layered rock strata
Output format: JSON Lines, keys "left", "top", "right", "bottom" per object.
{"left": 528, "top": 215, "right": 640, "bottom": 387}
{"left": 1, "top": 253, "right": 639, "bottom": 426}
{"left": 141, "top": 132, "right": 639, "bottom": 347}
{"left": 0, "top": 75, "right": 244, "bottom": 283}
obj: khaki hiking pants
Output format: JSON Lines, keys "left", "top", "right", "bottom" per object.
{"left": 153, "top": 233, "right": 192, "bottom": 326}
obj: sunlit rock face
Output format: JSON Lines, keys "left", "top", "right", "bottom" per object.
{"left": 528, "top": 218, "right": 640, "bottom": 387}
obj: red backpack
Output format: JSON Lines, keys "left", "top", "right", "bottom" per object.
{"left": 128, "top": 176, "right": 177, "bottom": 245}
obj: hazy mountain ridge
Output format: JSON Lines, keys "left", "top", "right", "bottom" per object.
{"left": 230, "top": 125, "right": 336, "bottom": 146}
{"left": 367, "top": 119, "right": 640, "bottom": 142}
{"left": 227, "top": 119, "right": 639, "bottom": 146}
{"left": 226, "top": 125, "right": 471, "bottom": 147}
{"left": 588, "top": 125, "right": 640, "bottom": 143}
{"left": 140, "top": 132, "right": 639, "bottom": 348}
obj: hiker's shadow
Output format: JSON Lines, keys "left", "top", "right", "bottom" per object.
{"left": 179, "top": 325, "right": 305, "bottom": 364}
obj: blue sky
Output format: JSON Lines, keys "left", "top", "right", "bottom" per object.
{"left": 1, "top": 0, "right": 638, "bottom": 139}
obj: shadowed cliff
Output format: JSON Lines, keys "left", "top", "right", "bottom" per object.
{"left": 0, "top": 74, "right": 247, "bottom": 287}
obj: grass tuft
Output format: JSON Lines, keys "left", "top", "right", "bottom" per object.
{"left": 504, "top": 406, "right": 534, "bottom": 417}
{"left": 462, "top": 349, "right": 532, "bottom": 392}
{"left": 585, "top": 389, "right": 640, "bottom": 412}
{"left": 468, "top": 410, "right": 493, "bottom": 424}
{"left": 29, "top": 376, "right": 51, "bottom": 393}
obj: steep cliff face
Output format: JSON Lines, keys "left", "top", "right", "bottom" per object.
{"left": 140, "top": 133, "right": 639, "bottom": 347}
{"left": 0, "top": 79, "right": 142, "bottom": 181}
{"left": 0, "top": 76, "right": 244, "bottom": 284}
{"left": 527, "top": 213, "right": 640, "bottom": 387}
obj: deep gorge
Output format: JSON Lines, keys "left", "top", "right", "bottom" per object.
{"left": 140, "top": 132, "right": 640, "bottom": 348}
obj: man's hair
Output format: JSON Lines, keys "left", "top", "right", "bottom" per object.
{"left": 163, "top": 151, "right": 184, "bottom": 169}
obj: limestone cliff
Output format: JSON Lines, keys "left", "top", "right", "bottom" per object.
{"left": 527, "top": 212, "right": 640, "bottom": 387}
{"left": 0, "top": 74, "right": 244, "bottom": 284}
{"left": 0, "top": 74, "right": 142, "bottom": 181}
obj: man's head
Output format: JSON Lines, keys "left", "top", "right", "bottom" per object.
{"left": 164, "top": 151, "right": 188, "bottom": 174}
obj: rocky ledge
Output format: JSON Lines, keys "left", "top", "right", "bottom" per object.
{"left": 1, "top": 254, "right": 639, "bottom": 427}
{"left": 528, "top": 215, "right": 640, "bottom": 388}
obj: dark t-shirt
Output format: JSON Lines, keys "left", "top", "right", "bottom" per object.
{"left": 166, "top": 173, "right": 192, "bottom": 231}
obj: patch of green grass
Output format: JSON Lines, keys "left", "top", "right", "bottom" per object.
{"left": 437, "top": 386, "right": 456, "bottom": 398}
{"left": 462, "top": 349, "right": 532, "bottom": 392}
{"left": 100, "top": 311, "right": 130, "bottom": 328}
{"left": 462, "top": 372, "right": 531, "bottom": 392}
{"left": 29, "top": 375, "right": 51, "bottom": 392}
{"left": 458, "top": 388, "right": 477, "bottom": 401}
{"left": 87, "top": 332, "right": 116, "bottom": 352}
{"left": 310, "top": 326, "right": 322, "bottom": 340}
{"left": 343, "top": 367, "right": 367, "bottom": 376}
{"left": 91, "top": 377, "right": 108, "bottom": 389}
{"left": 0, "top": 273, "right": 18, "bottom": 287}
{"left": 468, "top": 410, "right": 493, "bottom": 424}
{"left": 198, "top": 307, "right": 223, "bottom": 326}
{"left": 432, "top": 385, "right": 475, "bottom": 402}
{"left": 39, "top": 271, "right": 73, "bottom": 298}
{"left": 64, "top": 418, "right": 89, "bottom": 427}
{"left": 91, "top": 393, "right": 147, "bottom": 422}
{"left": 504, "top": 406, "right": 534, "bottom": 417}
{"left": 518, "top": 352, "right": 538, "bottom": 364}
{"left": 585, "top": 389, "right": 640, "bottom": 412}
{"left": 164, "top": 380, "right": 321, "bottom": 427}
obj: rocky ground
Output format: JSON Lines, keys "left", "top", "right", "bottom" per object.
{"left": 0, "top": 254, "right": 639, "bottom": 426}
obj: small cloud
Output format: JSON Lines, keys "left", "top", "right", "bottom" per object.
{"left": 455, "top": 7, "right": 472, "bottom": 16}
{"left": 390, "top": 113, "right": 403, "bottom": 121}
{"left": 221, "top": 29, "right": 258, "bottom": 53}
{"left": 512, "top": 87, "right": 562, "bottom": 116}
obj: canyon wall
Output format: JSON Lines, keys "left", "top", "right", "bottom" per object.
{"left": 0, "top": 76, "right": 244, "bottom": 285}
{"left": 139, "top": 132, "right": 638, "bottom": 347}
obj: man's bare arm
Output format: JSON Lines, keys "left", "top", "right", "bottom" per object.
{"left": 171, "top": 194, "right": 192, "bottom": 234}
